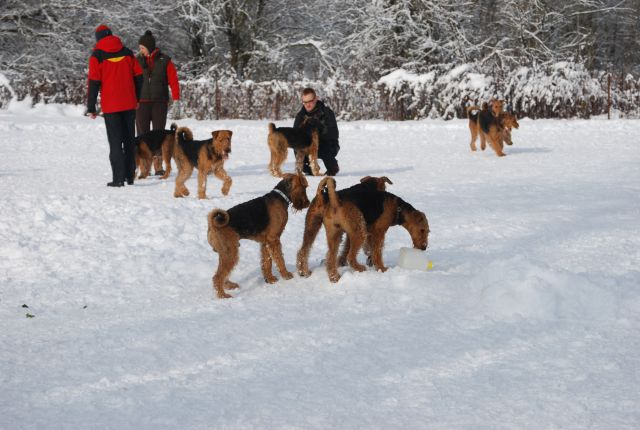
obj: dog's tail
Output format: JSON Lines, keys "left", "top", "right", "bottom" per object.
{"left": 176, "top": 126, "right": 193, "bottom": 144}
{"left": 317, "top": 177, "right": 339, "bottom": 210}
{"left": 170, "top": 122, "right": 178, "bottom": 134}
{"left": 208, "top": 209, "right": 229, "bottom": 229}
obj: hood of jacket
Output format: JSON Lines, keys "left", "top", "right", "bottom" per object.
{"left": 94, "top": 35, "right": 124, "bottom": 53}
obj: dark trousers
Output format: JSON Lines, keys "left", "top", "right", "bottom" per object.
{"left": 104, "top": 110, "right": 136, "bottom": 183}
{"left": 136, "top": 102, "right": 169, "bottom": 173}
{"left": 302, "top": 142, "right": 339, "bottom": 171}
{"left": 136, "top": 102, "right": 168, "bottom": 135}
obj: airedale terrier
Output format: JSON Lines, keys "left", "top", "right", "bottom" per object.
{"left": 467, "top": 99, "right": 513, "bottom": 156}
{"left": 207, "top": 172, "right": 310, "bottom": 299}
{"left": 173, "top": 126, "right": 233, "bottom": 199}
{"left": 267, "top": 120, "right": 321, "bottom": 177}
{"left": 300, "top": 177, "right": 429, "bottom": 282}
{"left": 500, "top": 111, "right": 519, "bottom": 147}
{"left": 134, "top": 123, "right": 177, "bottom": 180}
{"left": 296, "top": 176, "right": 392, "bottom": 278}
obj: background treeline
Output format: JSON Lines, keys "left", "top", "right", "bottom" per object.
{"left": 1, "top": 0, "right": 639, "bottom": 119}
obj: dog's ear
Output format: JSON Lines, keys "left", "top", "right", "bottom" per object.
{"left": 360, "top": 176, "right": 372, "bottom": 184}
{"left": 381, "top": 176, "right": 393, "bottom": 185}
{"left": 227, "top": 130, "right": 233, "bottom": 139}
{"left": 212, "top": 131, "right": 220, "bottom": 140}
{"left": 297, "top": 171, "right": 309, "bottom": 187}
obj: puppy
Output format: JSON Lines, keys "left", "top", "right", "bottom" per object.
{"left": 296, "top": 176, "right": 392, "bottom": 277}
{"left": 173, "top": 126, "right": 233, "bottom": 199}
{"left": 134, "top": 123, "right": 177, "bottom": 179}
{"left": 268, "top": 120, "right": 321, "bottom": 177}
{"left": 207, "top": 173, "right": 310, "bottom": 299}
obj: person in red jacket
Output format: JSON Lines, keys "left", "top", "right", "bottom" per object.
{"left": 136, "top": 30, "right": 180, "bottom": 176}
{"left": 87, "top": 24, "right": 143, "bottom": 187}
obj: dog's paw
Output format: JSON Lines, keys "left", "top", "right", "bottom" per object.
{"left": 297, "top": 268, "right": 311, "bottom": 277}
{"left": 264, "top": 275, "right": 278, "bottom": 284}
{"left": 281, "top": 271, "right": 294, "bottom": 280}
{"left": 215, "top": 288, "right": 233, "bottom": 299}
{"left": 225, "top": 281, "right": 240, "bottom": 290}
{"left": 351, "top": 263, "right": 366, "bottom": 272}
{"left": 328, "top": 272, "right": 341, "bottom": 283}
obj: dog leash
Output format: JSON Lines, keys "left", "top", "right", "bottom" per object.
{"left": 272, "top": 188, "right": 291, "bottom": 206}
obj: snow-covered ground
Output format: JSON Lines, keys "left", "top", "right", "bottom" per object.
{"left": 1, "top": 100, "right": 639, "bottom": 429}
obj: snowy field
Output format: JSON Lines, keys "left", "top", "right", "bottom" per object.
{"left": 1, "top": 100, "right": 639, "bottom": 429}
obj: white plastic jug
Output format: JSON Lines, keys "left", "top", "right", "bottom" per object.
{"left": 397, "top": 247, "right": 432, "bottom": 271}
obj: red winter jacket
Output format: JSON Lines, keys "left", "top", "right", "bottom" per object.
{"left": 87, "top": 35, "right": 143, "bottom": 114}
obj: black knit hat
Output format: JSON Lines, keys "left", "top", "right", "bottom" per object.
{"left": 138, "top": 30, "right": 156, "bottom": 52}
{"left": 95, "top": 24, "right": 112, "bottom": 41}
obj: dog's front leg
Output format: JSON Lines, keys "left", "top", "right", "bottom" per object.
{"left": 489, "top": 135, "right": 506, "bottom": 157}
{"left": 268, "top": 238, "right": 293, "bottom": 280}
{"left": 197, "top": 169, "right": 208, "bottom": 199}
{"left": 368, "top": 231, "right": 388, "bottom": 272}
{"left": 214, "top": 165, "right": 232, "bottom": 196}
{"left": 260, "top": 243, "right": 278, "bottom": 283}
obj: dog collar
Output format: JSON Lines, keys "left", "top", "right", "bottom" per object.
{"left": 272, "top": 188, "right": 291, "bottom": 205}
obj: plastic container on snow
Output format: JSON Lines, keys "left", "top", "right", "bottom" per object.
{"left": 397, "top": 247, "right": 433, "bottom": 271}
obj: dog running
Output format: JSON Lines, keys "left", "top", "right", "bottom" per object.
{"left": 467, "top": 99, "right": 518, "bottom": 156}
{"left": 173, "top": 126, "right": 233, "bottom": 199}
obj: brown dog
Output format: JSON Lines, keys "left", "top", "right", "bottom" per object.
{"left": 267, "top": 121, "right": 321, "bottom": 177}
{"left": 173, "top": 126, "right": 233, "bottom": 199}
{"left": 300, "top": 177, "right": 430, "bottom": 282}
{"left": 467, "top": 99, "right": 515, "bottom": 156}
{"left": 134, "top": 123, "right": 177, "bottom": 180}
{"left": 296, "top": 176, "right": 392, "bottom": 278}
{"left": 207, "top": 173, "right": 310, "bottom": 299}
{"left": 500, "top": 111, "right": 520, "bottom": 146}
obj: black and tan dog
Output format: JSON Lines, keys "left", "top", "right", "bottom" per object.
{"left": 500, "top": 111, "right": 520, "bottom": 146}
{"left": 467, "top": 99, "right": 518, "bottom": 157}
{"left": 173, "top": 126, "right": 233, "bottom": 199}
{"left": 298, "top": 177, "right": 429, "bottom": 282}
{"left": 296, "top": 176, "right": 391, "bottom": 278}
{"left": 267, "top": 121, "right": 321, "bottom": 177}
{"left": 134, "top": 123, "right": 177, "bottom": 179}
{"left": 207, "top": 172, "right": 310, "bottom": 299}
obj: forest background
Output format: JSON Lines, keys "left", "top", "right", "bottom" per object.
{"left": 1, "top": 0, "right": 640, "bottom": 119}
